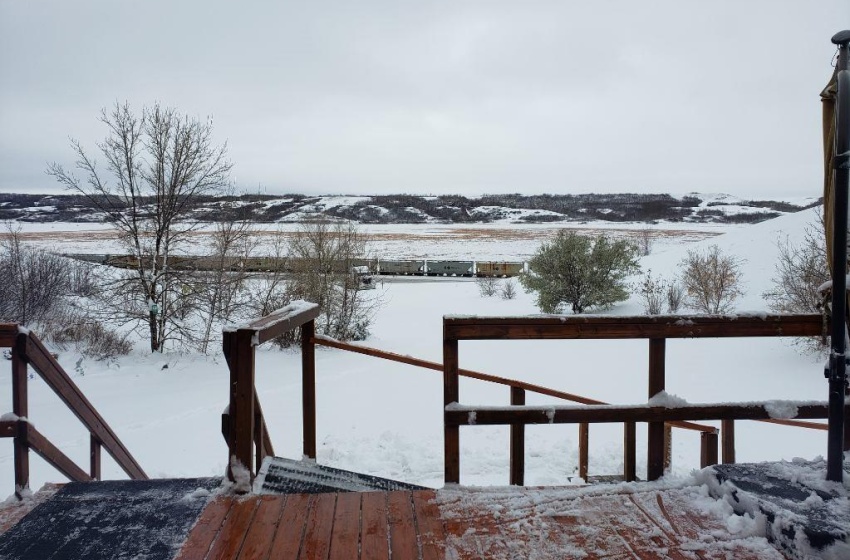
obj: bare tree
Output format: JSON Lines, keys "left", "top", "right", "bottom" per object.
{"left": 245, "top": 229, "right": 297, "bottom": 348}
{"left": 680, "top": 245, "right": 744, "bottom": 314}
{"left": 288, "top": 221, "right": 378, "bottom": 341}
{"left": 763, "top": 219, "right": 829, "bottom": 314}
{"left": 636, "top": 270, "right": 665, "bottom": 315}
{"left": 47, "top": 102, "right": 232, "bottom": 351}
{"left": 637, "top": 226, "right": 654, "bottom": 256}
{"left": 0, "top": 224, "right": 69, "bottom": 325}
{"left": 666, "top": 280, "right": 685, "bottom": 313}
{"left": 476, "top": 275, "right": 499, "bottom": 297}
{"left": 500, "top": 279, "right": 518, "bottom": 300}
{"left": 194, "top": 212, "right": 256, "bottom": 354}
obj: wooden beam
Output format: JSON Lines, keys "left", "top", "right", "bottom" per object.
{"left": 721, "top": 420, "right": 735, "bottom": 464}
{"left": 443, "top": 314, "right": 821, "bottom": 341}
{"left": 90, "top": 435, "right": 102, "bottom": 481}
{"left": 0, "top": 324, "right": 17, "bottom": 347}
{"left": 22, "top": 333, "right": 147, "bottom": 480}
{"left": 25, "top": 424, "right": 92, "bottom": 482}
{"left": 623, "top": 422, "right": 636, "bottom": 482}
{"left": 647, "top": 338, "right": 666, "bottom": 481}
{"left": 509, "top": 387, "right": 525, "bottom": 486}
{"left": 443, "top": 337, "right": 460, "bottom": 484}
{"left": 701, "top": 431, "right": 719, "bottom": 468}
{"left": 578, "top": 423, "right": 589, "bottom": 481}
{"left": 302, "top": 320, "right": 316, "bottom": 460}
{"left": 12, "top": 333, "right": 28, "bottom": 493}
{"left": 445, "top": 402, "right": 838, "bottom": 426}
{"left": 0, "top": 421, "right": 17, "bottom": 437}
{"left": 229, "top": 328, "right": 256, "bottom": 483}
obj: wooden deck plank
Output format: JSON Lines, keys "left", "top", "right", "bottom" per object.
{"left": 328, "top": 492, "right": 362, "bottom": 560}
{"left": 411, "top": 490, "right": 445, "bottom": 560}
{"left": 175, "top": 497, "right": 235, "bottom": 560}
{"left": 165, "top": 486, "right": 788, "bottom": 560}
{"left": 205, "top": 498, "right": 260, "bottom": 560}
{"left": 360, "top": 491, "right": 389, "bottom": 560}
{"left": 267, "top": 493, "right": 312, "bottom": 558}
{"left": 235, "top": 495, "right": 287, "bottom": 560}
{"left": 630, "top": 491, "right": 785, "bottom": 560}
{"left": 388, "top": 491, "right": 420, "bottom": 560}
{"left": 300, "top": 493, "right": 337, "bottom": 560}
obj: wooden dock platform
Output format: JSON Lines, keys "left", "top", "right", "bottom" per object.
{"left": 0, "top": 480, "right": 788, "bottom": 559}
{"left": 175, "top": 486, "right": 784, "bottom": 560}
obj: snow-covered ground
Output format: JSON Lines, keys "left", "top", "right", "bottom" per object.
{"left": 0, "top": 207, "right": 834, "bottom": 499}
{"left": 10, "top": 220, "right": 728, "bottom": 261}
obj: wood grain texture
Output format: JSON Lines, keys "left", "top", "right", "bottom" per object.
{"left": 175, "top": 497, "right": 234, "bottom": 560}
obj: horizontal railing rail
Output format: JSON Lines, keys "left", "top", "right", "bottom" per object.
{"left": 443, "top": 313, "right": 837, "bottom": 485}
{"left": 0, "top": 324, "right": 147, "bottom": 496}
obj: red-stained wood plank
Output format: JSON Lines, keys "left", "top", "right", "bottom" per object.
{"left": 301, "top": 492, "right": 337, "bottom": 560}
{"left": 236, "top": 496, "right": 287, "bottom": 560}
{"left": 411, "top": 491, "right": 445, "bottom": 560}
{"left": 328, "top": 492, "right": 361, "bottom": 560}
{"left": 360, "top": 492, "right": 389, "bottom": 560}
{"left": 176, "top": 497, "right": 235, "bottom": 560}
{"left": 267, "top": 493, "right": 311, "bottom": 558}
{"left": 205, "top": 497, "right": 260, "bottom": 560}
{"left": 388, "top": 491, "right": 419, "bottom": 560}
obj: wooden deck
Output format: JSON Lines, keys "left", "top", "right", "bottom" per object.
{"left": 174, "top": 487, "right": 785, "bottom": 560}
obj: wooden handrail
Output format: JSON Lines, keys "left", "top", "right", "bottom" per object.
{"left": 21, "top": 332, "right": 147, "bottom": 480}
{"left": 313, "top": 336, "right": 716, "bottom": 433}
{"left": 1, "top": 324, "right": 147, "bottom": 494}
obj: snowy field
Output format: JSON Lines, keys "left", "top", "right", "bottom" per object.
{"left": 0, "top": 207, "right": 833, "bottom": 498}
{"left": 8, "top": 220, "right": 728, "bottom": 262}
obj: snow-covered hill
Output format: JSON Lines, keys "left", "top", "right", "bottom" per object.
{"left": 0, "top": 192, "right": 820, "bottom": 225}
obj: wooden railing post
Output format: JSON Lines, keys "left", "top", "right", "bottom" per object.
{"left": 700, "top": 430, "right": 719, "bottom": 467}
{"left": 578, "top": 423, "right": 589, "bottom": 481}
{"left": 509, "top": 387, "right": 525, "bottom": 486}
{"left": 647, "top": 338, "right": 666, "bottom": 481}
{"left": 663, "top": 423, "right": 673, "bottom": 472}
{"left": 90, "top": 435, "right": 102, "bottom": 480}
{"left": 12, "top": 332, "right": 29, "bottom": 496}
{"left": 623, "top": 422, "right": 636, "bottom": 482}
{"left": 721, "top": 419, "right": 736, "bottom": 464}
{"left": 228, "top": 328, "right": 256, "bottom": 484}
{"left": 302, "top": 320, "right": 316, "bottom": 460}
{"left": 444, "top": 335, "right": 460, "bottom": 484}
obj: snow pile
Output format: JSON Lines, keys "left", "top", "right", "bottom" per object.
{"left": 648, "top": 390, "right": 689, "bottom": 407}
{"left": 698, "top": 459, "right": 850, "bottom": 560}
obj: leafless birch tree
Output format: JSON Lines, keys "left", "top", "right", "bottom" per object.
{"left": 47, "top": 102, "right": 232, "bottom": 351}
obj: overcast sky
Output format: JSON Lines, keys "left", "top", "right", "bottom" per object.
{"left": 1, "top": 1, "right": 846, "bottom": 198}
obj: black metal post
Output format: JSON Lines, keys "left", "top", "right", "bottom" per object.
{"left": 828, "top": 30, "right": 850, "bottom": 482}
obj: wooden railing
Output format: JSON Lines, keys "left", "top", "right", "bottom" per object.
{"left": 221, "top": 302, "right": 320, "bottom": 482}
{"left": 223, "top": 308, "right": 845, "bottom": 487}
{"left": 0, "top": 324, "right": 147, "bottom": 496}
{"left": 443, "top": 313, "right": 850, "bottom": 484}
{"left": 312, "top": 335, "right": 716, "bottom": 483}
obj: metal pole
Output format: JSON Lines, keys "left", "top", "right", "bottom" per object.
{"left": 828, "top": 30, "right": 850, "bottom": 482}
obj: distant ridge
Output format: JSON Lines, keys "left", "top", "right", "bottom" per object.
{"left": 0, "top": 192, "right": 821, "bottom": 225}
